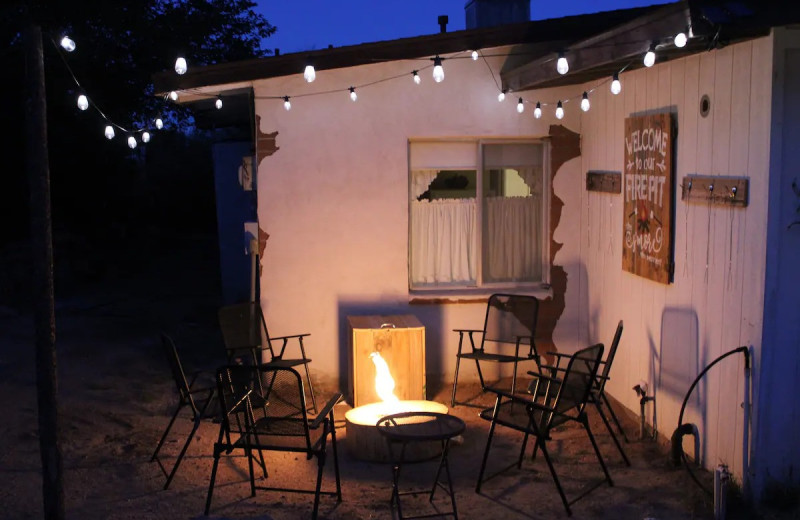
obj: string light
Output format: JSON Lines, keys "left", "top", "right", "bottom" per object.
{"left": 169, "top": 91, "right": 179, "bottom": 101}
{"left": 174, "top": 57, "right": 187, "bottom": 75}
{"left": 674, "top": 29, "right": 688, "bottom": 48}
{"left": 155, "top": 117, "right": 164, "bottom": 130}
{"left": 644, "top": 44, "right": 656, "bottom": 67}
{"left": 432, "top": 56, "right": 444, "bottom": 83}
{"left": 556, "top": 52, "right": 569, "bottom": 75}
{"left": 104, "top": 125, "right": 115, "bottom": 139}
{"left": 127, "top": 135, "right": 137, "bottom": 149}
{"left": 283, "top": 96, "right": 291, "bottom": 110}
{"left": 581, "top": 91, "right": 590, "bottom": 112}
{"left": 471, "top": 50, "right": 479, "bottom": 61}
{"left": 611, "top": 73, "right": 622, "bottom": 95}
{"left": 534, "top": 101, "right": 542, "bottom": 119}
{"left": 59, "top": 36, "right": 76, "bottom": 52}
{"left": 555, "top": 101, "right": 564, "bottom": 119}
{"left": 303, "top": 63, "right": 316, "bottom": 83}
{"left": 349, "top": 86, "right": 357, "bottom": 102}
{"left": 498, "top": 89, "right": 506, "bottom": 102}
{"left": 412, "top": 70, "right": 421, "bottom": 84}
{"left": 77, "top": 94, "right": 89, "bottom": 111}
{"left": 142, "top": 131, "right": 151, "bottom": 143}
{"left": 517, "top": 97, "right": 524, "bottom": 113}
{"left": 215, "top": 96, "right": 223, "bottom": 109}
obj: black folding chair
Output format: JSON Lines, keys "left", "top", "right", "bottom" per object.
{"left": 218, "top": 302, "right": 318, "bottom": 412}
{"left": 476, "top": 343, "right": 612, "bottom": 516}
{"left": 205, "top": 365, "right": 342, "bottom": 519}
{"left": 150, "top": 333, "right": 216, "bottom": 490}
{"left": 451, "top": 293, "right": 541, "bottom": 407}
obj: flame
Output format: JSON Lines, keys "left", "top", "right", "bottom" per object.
{"left": 370, "top": 352, "right": 399, "bottom": 404}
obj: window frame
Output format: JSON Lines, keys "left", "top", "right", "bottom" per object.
{"left": 407, "top": 137, "right": 551, "bottom": 293}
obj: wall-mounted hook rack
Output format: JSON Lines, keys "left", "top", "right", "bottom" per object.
{"left": 680, "top": 175, "right": 748, "bottom": 207}
{"left": 586, "top": 170, "right": 621, "bottom": 194}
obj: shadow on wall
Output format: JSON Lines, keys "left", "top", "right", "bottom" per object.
{"left": 547, "top": 261, "right": 588, "bottom": 356}
{"left": 337, "top": 299, "right": 444, "bottom": 405}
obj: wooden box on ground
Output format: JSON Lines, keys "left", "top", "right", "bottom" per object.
{"left": 347, "top": 315, "right": 425, "bottom": 407}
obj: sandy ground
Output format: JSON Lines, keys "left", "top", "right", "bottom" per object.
{"left": 0, "top": 235, "right": 780, "bottom": 520}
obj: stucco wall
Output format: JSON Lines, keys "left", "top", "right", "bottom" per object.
{"left": 252, "top": 48, "right": 585, "bottom": 392}
{"left": 577, "top": 36, "right": 773, "bottom": 490}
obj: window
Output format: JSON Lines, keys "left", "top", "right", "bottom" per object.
{"left": 409, "top": 139, "right": 549, "bottom": 290}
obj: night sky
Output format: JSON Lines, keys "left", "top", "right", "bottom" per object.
{"left": 256, "top": 0, "right": 671, "bottom": 54}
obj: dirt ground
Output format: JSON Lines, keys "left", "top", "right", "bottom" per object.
{"left": 0, "top": 235, "right": 787, "bottom": 520}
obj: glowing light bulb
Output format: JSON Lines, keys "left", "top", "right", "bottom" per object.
{"left": 471, "top": 50, "right": 479, "bottom": 60}
{"left": 303, "top": 64, "right": 315, "bottom": 83}
{"left": 644, "top": 45, "right": 656, "bottom": 67}
{"left": 142, "top": 131, "right": 150, "bottom": 143}
{"left": 60, "top": 36, "right": 75, "bottom": 52}
{"left": 155, "top": 118, "right": 163, "bottom": 130}
{"left": 555, "top": 101, "right": 564, "bottom": 120}
{"left": 215, "top": 97, "right": 222, "bottom": 109}
{"left": 498, "top": 90, "right": 506, "bottom": 102}
{"left": 674, "top": 31, "right": 687, "bottom": 48}
{"left": 127, "top": 136, "right": 137, "bottom": 149}
{"left": 581, "top": 92, "right": 590, "bottom": 112}
{"left": 534, "top": 102, "right": 542, "bottom": 119}
{"left": 610, "top": 73, "right": 622, "bottom": 95}
{"left": 169, "top": 91, "right": 179, "bottom": 101}
{"left": 174, "top": 57, "right": 187, "bottom": 75}
{"left": 517, "top": 97, "right": 524, "bottom": 114}
{"left": 412, "top": 70, "right": 421, "bottom": 84}
{"left": 283, "top": 96, "right": 291, "bottom": 110}
{"left": 556, "top": 53, "right": 569, "bottom": 75}
{"left": 77, "top": 94, "right": 88, "bottom": 111}
{"left": 349, "top": 87, "right": 357, "bottom": 102}
{"left": 104, "top": 125, "right": 115, "bottom": 139}
{"left": 432, "top": 56, "right": 444, "bottom": 83}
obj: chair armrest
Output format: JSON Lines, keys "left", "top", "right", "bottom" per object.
{"left": 269, "top": 333, "right": 311, "bottom": 359}
{"left": 226, "top": 389, "right": 253, "bottom": 415}
{"left": 269, "top": 333, "right": 311, "bottom": 341}
{"left": 453, "top": 328, "right": 483, "bottom": 333}
{"left": 525, "top": 370, "right": 563, "bottom": 383}
{"left": 310, "top": 392, "right": 343, "bottom": 429}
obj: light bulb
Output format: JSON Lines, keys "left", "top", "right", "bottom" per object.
{"left": 498, "top": 90, "right": 505, "bottom": 102}
{"left": 534, "top": 102, "right": 542, "bottom": 119}
{"left": 155, "top": 118, "right": 163, "bottom": 130}
{"left": 77, "top": 94, "right": 88, "bottom": 111}
{"left": 610, "top": 73, "right": 622, "bottom": 95}
{"left": 471, "top": 50, "right": 479, "bottom": 61}
{"left": 644, "top": 46, "right": 656, "bottom": 67}
{"left": 674, "top": 31, "right": 687, "bottom": 48}
{"left": 555, "top": 101, "right": 564, "bottom": 120}
{"left": 169, "top": 91, "right": 179, "bottom": 101}
{"left": 349, "top": 87, "right": 357, "bottom": 102}
{"left": 432, "top": 56, "right": 444, "bottom": 83}
{"left": 556, "top": 53, "right": 569, "bottom": 75}
{"left": 581, "top": 92, "right": 590, "bottom": 112}
{"left": 104, "top": 125, "right": 115, "bottom": 139}
{"left": 215, "top": 97, "right": 223, "bottom": 109}
{"left": 174, "top": 57, "right": 187, "bottom": 75}
{"left": 517, "top": 98, "right": 524, "bottom": 114}
{"left": 127, "top": 136, "right": 137, "bottom": 149}
{"left": 142, "top": 131, "right": 150, "bottom": 143}
{"left": 412, "top": 70, "right": 421, "bottom": 84}
{"left": 303, "top": 64, "right": 315, "bottom": 83}
{"left": 283, "top": 96, "right": 291, "bottom": 111}
{"left": 60, "top": 36, "right": 76, "bottom": 52}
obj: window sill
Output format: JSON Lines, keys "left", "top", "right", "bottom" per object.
{"left": 408, "top": 284, "right": 553, "bottom": 304}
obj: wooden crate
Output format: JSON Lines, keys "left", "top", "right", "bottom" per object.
{"left": 347, "top": 315, "right": 425, "bottom": 407}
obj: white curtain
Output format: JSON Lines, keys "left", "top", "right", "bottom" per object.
{"left": 410, "top": 169, "right": 439, "bottom": 201}
{"left": 410, "top": 199, "right": 477, "bottom": 284}
{"left": 485, "top": 195, "right": 541, "bottom": 281}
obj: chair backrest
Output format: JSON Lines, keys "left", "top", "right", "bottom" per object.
{"left": 216, "top": 365, "right": 311, "bottom": 448}
{"left": 482, "top": 293, "right": 539, "bottom": 348}
{"left": 550, "top": 343, "right": 604, "bottom": 422}
{"left": 218, "top": 302, "right": 276, "bottom": 359}
{"left": 595, "top": 320, "right": 623, "bottom": 396}
{"left": 160, "top": 333, "right": 199, "bottom": 415}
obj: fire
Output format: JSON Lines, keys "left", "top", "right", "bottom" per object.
{"left": 370, "top": 352, "right": 399, "bottom": 404}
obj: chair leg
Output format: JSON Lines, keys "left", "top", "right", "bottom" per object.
{"left": 538, "top": 438, "right": 572, "bottom": 517}
{"left": 474, "top": 359, "right": 487, "bottom": 389}
{"left": 204, "top": 446, "right": 222, "bottom": 516}
{"left": 302, "top": 361, "right": 318, "bottom": 413}
{"left": 312, "top": 451, "right": 325, "bottom": 520}
{"left": 594, "top": 399, "right": 630, "bottom": 466}
{"left": 450, "top": 355, "right": 462, "bottom": 407}
{"left": 601, "top": 392, "right": 630, "bottom": 443}
{"left": 246, "top": 447, "right": 256, "bottom": 496}
{"left": 330, "top": 420, "right": 342, "bottom": 501}
{"left": 511, "top": 359, "right": 519, "bottom": 395}
{"left": 163, "top": 394, "right": 213, "bottom": 490}
{"left": 583, "top": 416, "right": 614, "bottom": 487}
{"left": 151, "top": 402, "right": 183, "bottom": 462}
{"left": 476, "top": 399, "right": 501, "bottom": 493}
{"left": 518, "top": 432, "right": 529, "bottom": 468}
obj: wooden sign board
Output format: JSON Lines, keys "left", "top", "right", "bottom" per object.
{"left": 622, "top": 113, "right": 674, "bottom": 284}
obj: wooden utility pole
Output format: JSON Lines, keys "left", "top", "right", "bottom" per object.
{"left": 24, "top": 20, "right": 66, "bottom": 520}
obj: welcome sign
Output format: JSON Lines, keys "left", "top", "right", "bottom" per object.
{"left": 622, "top": 112, "right": 673, "bottom": 284}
